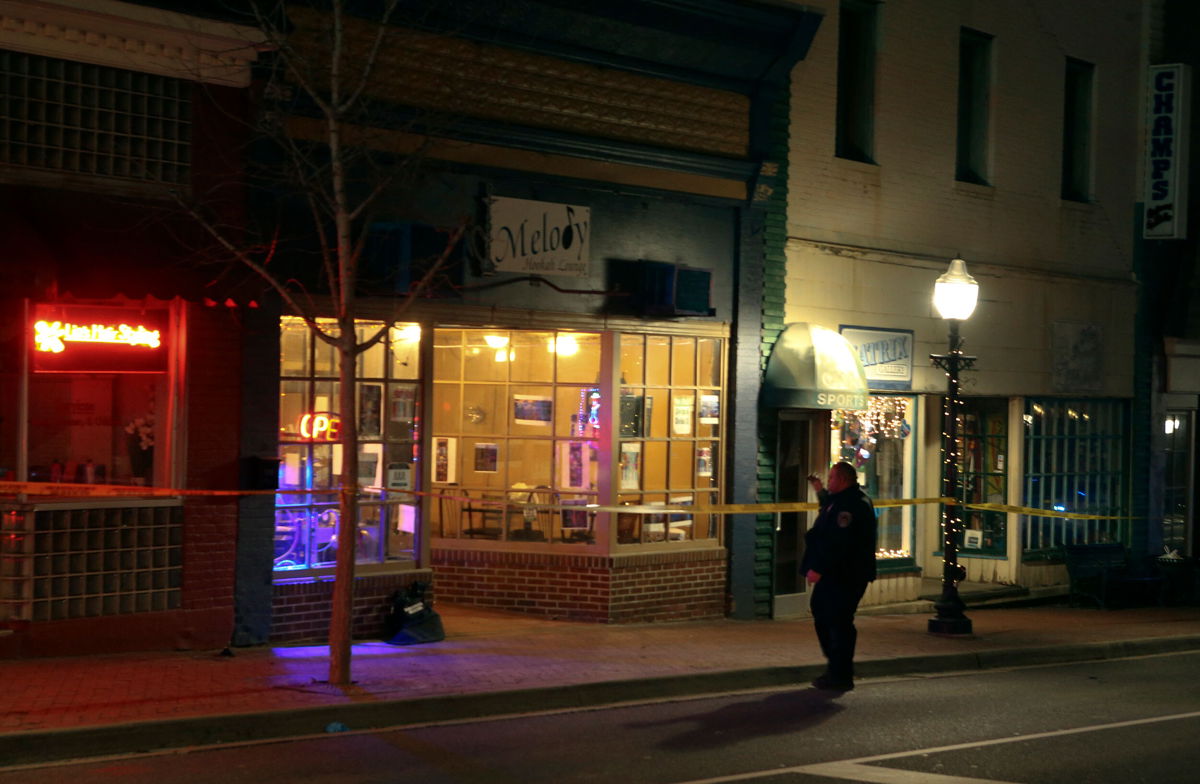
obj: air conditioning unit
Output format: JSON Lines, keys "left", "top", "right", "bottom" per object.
{"left": 613, "top": 260, "right": 714, "bottom": 317}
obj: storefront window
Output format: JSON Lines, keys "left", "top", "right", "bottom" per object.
{"left": 26, "top": 303, "right": 172, "bottom": 487}
{"left": 958, "top": 398, "right": 1008, "bottom": 556}
{"left": 830, "top": 395, "right": 917, "bottom": 561}
{"left": 430, "top": 329, "right": 726, "bottom": 547}
{"left": 431, "top": 328, "right": 603, "bottom": 543}
{"left": 1022, "top": 398, "right": 1128, "bottom": 555}
{"left": 274, "top": 317, "right": 421, "bottom": 572}
{"left": 616, "top": 334, "right": 723, "bottom": 545}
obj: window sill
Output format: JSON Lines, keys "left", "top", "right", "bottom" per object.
{"left": 953, "top": 180, "right": 994, "bottom": 199}
{"left": 833, "top": 155, "right": 880, "bottom": 173}
{"left": 1, "top": 495, "right": 183, "bottom": 511}
{"left": 934, "top": 550, "right": 1009, "bottom": 560}
{"left": 432, "top": 536, "right": 604, "bottom": 552}
{"left": 877, "top": 558, "right": 920, "bottom": 574}
{"left": 273, "top": 560, "right": 425, "bottom": 585}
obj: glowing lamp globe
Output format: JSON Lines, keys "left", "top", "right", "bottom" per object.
{"left": 933, "top": 258, "right": 979, "bottom": 320}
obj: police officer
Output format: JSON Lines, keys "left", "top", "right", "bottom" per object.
{"left": 803, "top": 461, "right": 877, "bottom": 691}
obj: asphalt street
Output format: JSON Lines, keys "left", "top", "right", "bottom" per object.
{"left": 8, "top": 650, "right": 1200, "bottom": 784}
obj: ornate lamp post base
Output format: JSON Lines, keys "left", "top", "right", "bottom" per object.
{"left": 928, "top": 614, "right": 974, "bottom": 635}
{"left": 929, "top": 582, "right": 973, "bottom": 635}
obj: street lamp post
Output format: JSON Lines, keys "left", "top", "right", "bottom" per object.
{"left": 929, "top": 258, "right": 978, "bottom": 636}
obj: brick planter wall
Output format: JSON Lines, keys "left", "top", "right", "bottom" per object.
{"left": 431, "top": 547, "right": 727, "bottom": 623}
{"left": 270, "top": 570, "right": 432, "bottom": 643}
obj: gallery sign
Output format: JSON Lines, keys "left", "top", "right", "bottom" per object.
{"left": 32, "top": 304, "right": 167, "bottom": 373}
{"left": 839, "top": 326, "right": 913, "bottom": 391}
{"left": 488, "top": 196, "right": 590, "bottom": 276}
{"left": 1144, "top": 63, "right": 1191, "bottom": 240}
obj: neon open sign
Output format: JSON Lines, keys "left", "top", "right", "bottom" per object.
{"left": 32, "top": 304, "right": 167, "bottom": 373}
{"left": 299, "top": 413, "right": 342, "bottom": 442}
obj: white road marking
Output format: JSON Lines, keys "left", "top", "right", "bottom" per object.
{"left": 672, "top": 709, "right": 1200, "bottom": 784}
{"left": 797, "top": 762, "right": 1013, "bottom": 783}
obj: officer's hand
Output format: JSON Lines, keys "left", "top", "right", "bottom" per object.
{"left": 806, "top": 569, "right": 821, "bottom": 584}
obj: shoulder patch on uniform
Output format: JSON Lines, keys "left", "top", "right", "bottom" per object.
{"left": 837, "top": 511, "right": 852, "bottom": 528}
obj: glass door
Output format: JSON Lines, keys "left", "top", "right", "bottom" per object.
{"left": 773, "top": 411, "right": 830, "bottom": 616}
{"left": 1163, "top": 411, "right": 1193, "bottom": 557}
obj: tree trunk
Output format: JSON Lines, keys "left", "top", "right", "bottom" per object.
{"left": 328, "top": 321, "right": 359, "bottom": 684}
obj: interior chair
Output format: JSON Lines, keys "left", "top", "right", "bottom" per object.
{"left": 463, "top": 491, "right": 504, "bottom": 539}
{"left": 507, "top": 486, "right": 551, "bottom": 542}
{"left": 437, "top": 491, "right": 461, "bottom": 537}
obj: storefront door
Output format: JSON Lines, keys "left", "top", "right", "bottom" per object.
{"left": 773, "top": 410, "right": 830, "bottom": 617}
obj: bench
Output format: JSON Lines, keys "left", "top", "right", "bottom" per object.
{"left": 1063, "top": 543, "right": 1165, "bottom": 609}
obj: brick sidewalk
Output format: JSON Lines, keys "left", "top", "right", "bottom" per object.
{"left": 4, "top": 603, "right": 1200, "bottom": 737}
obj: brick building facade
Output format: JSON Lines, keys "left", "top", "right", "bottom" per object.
{"left": 0, "top": 0, "right": 262, "bottom": 656}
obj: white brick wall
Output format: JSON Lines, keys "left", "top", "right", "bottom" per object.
{"left": 778, "top": 1, "right": 1145, "bottom": 588}
{"left": 784, "top": 0, "right": 1143, "bottom": 399}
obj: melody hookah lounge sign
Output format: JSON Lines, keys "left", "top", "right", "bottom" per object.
{"left": 488, "top": 196, "right": 591, "bottom": 276}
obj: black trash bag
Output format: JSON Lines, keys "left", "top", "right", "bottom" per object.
{"left": 383, "top": 581, "right": 445, "bottom": 645}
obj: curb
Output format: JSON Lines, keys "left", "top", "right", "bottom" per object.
{"left": 4, "top": 634, "right": 1200, "bottom": 768}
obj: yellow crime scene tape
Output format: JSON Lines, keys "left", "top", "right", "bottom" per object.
{"left": 0, "top": 481, "right": 1133, "bottom": 520}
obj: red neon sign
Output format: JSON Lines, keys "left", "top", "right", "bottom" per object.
{"left": 34, "top": 321, "right": 161, "bottom": 353}
{"left": 299, "top": 413, "right": 342, "bottom": 442}
{"left": 32, "top": 304, "right": 167, "bottom": 374}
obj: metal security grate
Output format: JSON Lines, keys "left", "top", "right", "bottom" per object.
{"left": 1022, "top": 399, "right": 1128, "bottom": 555}
{"left": 0, "top": 501, "right": 182, "bottom": 622}
{"left": 0, "top": 48, "right": 190, "bottom": 185}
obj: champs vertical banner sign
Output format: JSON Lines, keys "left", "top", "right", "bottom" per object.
{"left": 488, "top": 196, "right": 590, "bottom": 276}
{"left": 1144, "top": 63, "right": 1191, "bottom": 239}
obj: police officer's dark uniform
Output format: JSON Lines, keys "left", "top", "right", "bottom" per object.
{"left": 801, "top": 470, "right": 877, "bottom": 691}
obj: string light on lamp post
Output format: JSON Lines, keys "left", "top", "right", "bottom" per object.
{"left": 928, "top": 257, "right": 978, "bottom": 636}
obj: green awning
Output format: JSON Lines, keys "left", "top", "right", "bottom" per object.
{"left": 763, "top": 323, "right": 869, "bottom": 410}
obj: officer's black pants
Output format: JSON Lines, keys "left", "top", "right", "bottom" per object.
{"left": 810, "top": 579, "right": 868, "bottom": 682}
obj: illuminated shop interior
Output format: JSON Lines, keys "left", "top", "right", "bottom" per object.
{"left": 831, "top": 395, "right": 917, "bottom": 560}
{"left": 274, "top": 317, "right": 421, "bottom": 572}
{"left": 430, "top": 328, "right": 725, "bottom": 547}
{"left": 272, "top": 321, "right": 729, "bottom": 574}
{"left": 22, "top": 302, "right": 174, "bottom": 488}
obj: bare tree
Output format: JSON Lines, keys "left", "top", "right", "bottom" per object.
{"left": 178, "top": 0, "right": 466, "bottom": 685}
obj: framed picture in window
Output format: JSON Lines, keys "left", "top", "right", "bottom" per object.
{"left": 619, "top": 442, "right": 642, "bottom": 490}
{"left": 559, "top": 441, "right": 588, "bottom": 489}
{"left": 359, "top": 383, "right": 383, "bottom": 438}
{"left": 389, "top": 384, "right": 416, "bottom": 422}
{"left": 386, "top": 462, "right": 413, "bottom": 491}
{"left": 513, "top": 394, "right": 553, "bottom": 426}
{"left": 433, "top": 437, "right": 457, "bottom": 484}
{"left": 672, "top": 394, "right": 694, "bottom": 435}
{"left": 619, "top": 394, "right": 644, "bottom": 437}
{"left": 698, "top": 394, "right": 720, "bottom": 425}
{"left": 474, "top": 442, "right": 499, "bottom": 473}
{"left": 358, "top": 443, "right": 383, "bottom": 488}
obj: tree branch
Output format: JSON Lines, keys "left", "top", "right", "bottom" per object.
{"left": 339, "top": 0, "right": 403, "bottom": 115}
{"left": 170, "top": 190, "right": 334, "bottom": 345}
